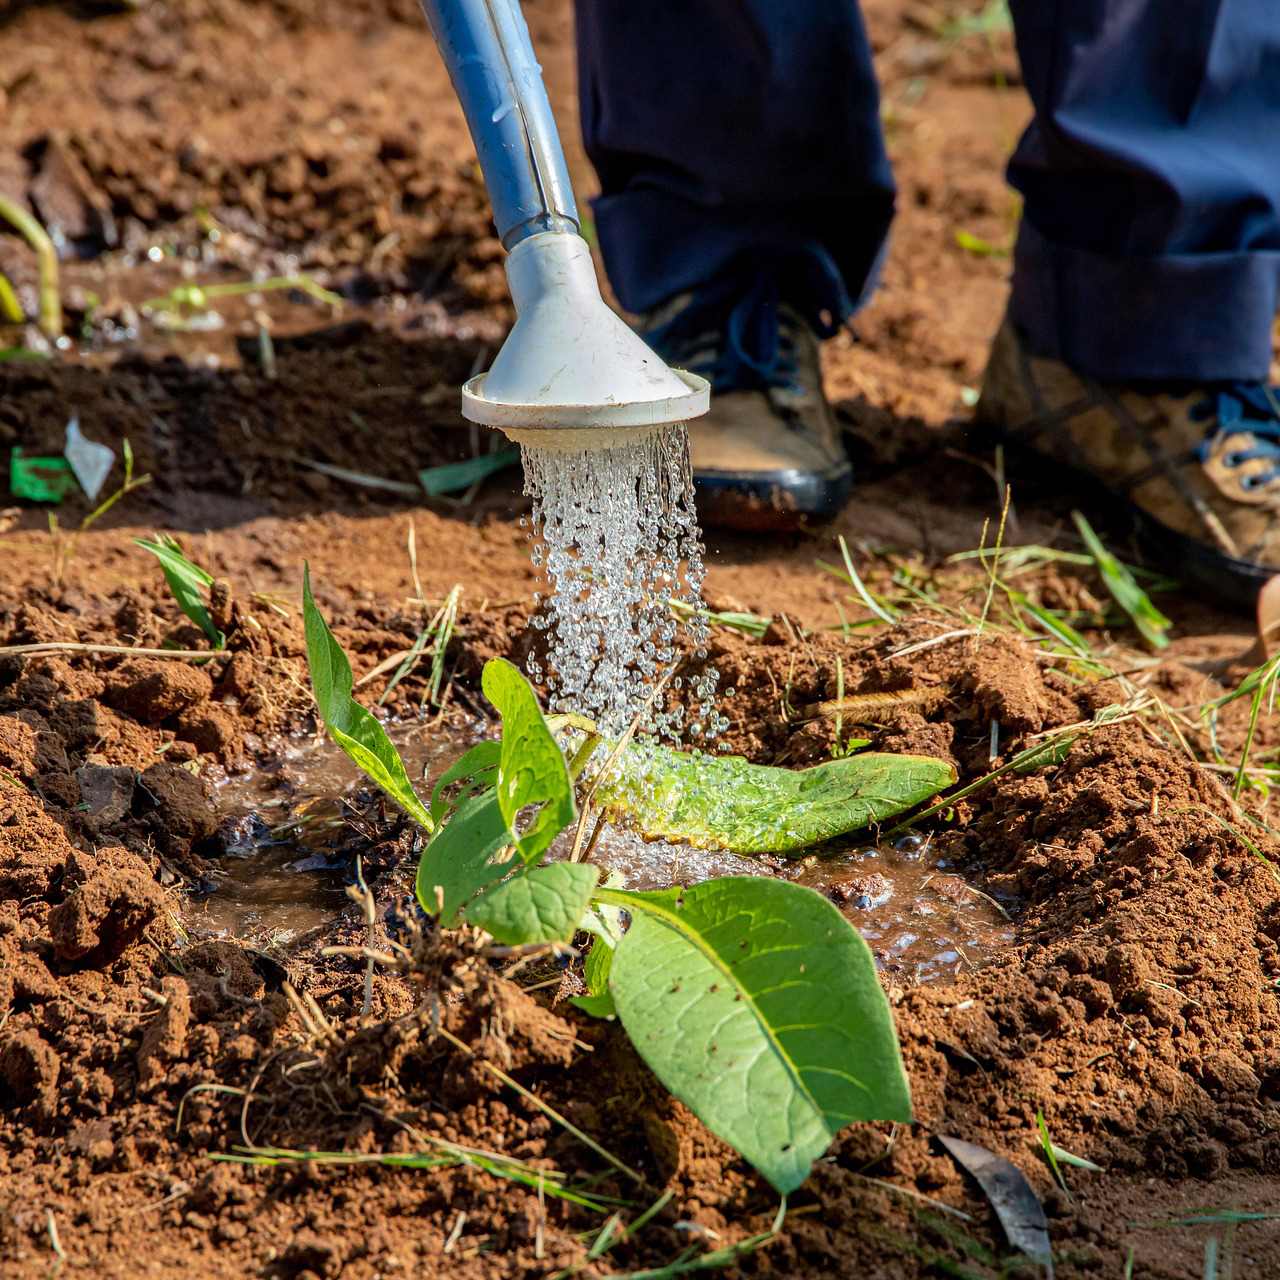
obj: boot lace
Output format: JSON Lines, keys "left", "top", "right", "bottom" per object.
{"left": 1190, "top": 383, "right": 1280, "bottom": 491}
{"left": 645, "top": 251, "right": 842, "bottom": 397}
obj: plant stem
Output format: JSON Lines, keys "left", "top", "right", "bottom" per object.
{"left": 0, "top": 271, "right": 23, "bottom": 324}
{"left": 0, "top": 642, "right": 228, "bottom": 660}
{"left": 0, "top": 196, "right": 62, "bottom": 339}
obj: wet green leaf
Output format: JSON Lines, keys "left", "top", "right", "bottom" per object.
{"left": 415, "top": 788, "right": 517, "bottom": 922}
{"left": 583, "top": 932, "right": 614, "bottom": 996}
{"left": 482, "top": 658, "right": 575, "bottom": 863}
{"left": 604, "top": 878, "right": 912, "bottom": 1194}
{"left": 465, "top": 861, "right": 600, "bottom": 945}
{"left": 595, "top": 745, "right": 956, "bottom": 853}
{"left": 581, "top": 895, "right": 623, "bottom": 996}
{"left": 429, "top": 740, "right": 501, "bottom": 823}
{"left": 302, "top": 566, "right": 434, "bottom": 832}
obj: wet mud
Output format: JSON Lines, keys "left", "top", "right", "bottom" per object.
{"left": 201, "top": 720, "right": 1014, "bottom": 982}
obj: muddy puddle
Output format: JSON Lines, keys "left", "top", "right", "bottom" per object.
{"left": 195, "top": 720, "right": 1015, "bottom": 984}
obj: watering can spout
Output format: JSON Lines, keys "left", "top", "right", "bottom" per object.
{"left": 416, "top": 0, "right": 708, "bottom": 444}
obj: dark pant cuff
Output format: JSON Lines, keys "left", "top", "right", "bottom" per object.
{"left": 1011, "top": 219, "right": 1280, "bottom": 384}
{"left": 593, "top": 186, "right": 891, "bottom": 320}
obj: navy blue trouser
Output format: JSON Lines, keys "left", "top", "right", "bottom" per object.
{"left": 576, "top": 1, "right": 1280, "bottom": 383}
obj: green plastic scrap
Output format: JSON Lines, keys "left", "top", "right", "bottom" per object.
{"left": 418, "top": 447, "right": 520, "bottom": 497}
{"left": 10, "top": 447, "right": 74, "bottom": 502}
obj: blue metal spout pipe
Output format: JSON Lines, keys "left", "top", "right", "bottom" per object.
{"left": 416, "top": 0, "right": 579, "bottom": 247}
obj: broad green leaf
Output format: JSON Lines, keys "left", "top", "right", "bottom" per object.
{"left": 595, "top": 745, "right": 956, "bottom": 853}
{"left": 571, "top": 991, "right": 618, "bottom": 1019}
{"left": 481, "top": 659, "right": 575, "bottom": 863}
{"left": 464, "top": 861, "right": 600, "bottom": 945}
{"left": 134, "top": 536, "right": 225, "bottom": 647}
{"left": 430, "top": 740, "right": 501, "bottom": 821}
{"left": 415, "top": 788, "right": 518, "bottom": 922}
{"left": 604, "top": 878, "right": 911, "bottom": 1195}
{"left": 302, "top": 566, "right": 434, "bottom": 832}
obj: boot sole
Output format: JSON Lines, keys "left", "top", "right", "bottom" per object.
{"left": 692, "top": 462, "right": 854, "bottom": 533}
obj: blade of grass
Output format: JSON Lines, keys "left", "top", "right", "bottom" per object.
{"left": 1172, "top": 806, "right": 1280, "bottom": 888}
{"left": 215, "top": 1143, "right": 615, "bottom": 1211}
{"left": 1047, "top": 1142, "right": 1102, "bottom": 1173}
{"left": 0, "top": 195, "right": 61, "bottom": 338}
{"left": 884, "top": 729, "right": 1080, "bottom": 838}
{"left": 419, "top": 447, "right": 520, "bottom": 497}
{"left": 974, "top": 488, "right": 1012, "bottom": 646}
{"left": 1228, "top": 654, "right": 1280, "bottom": 799}
{"left": 599, "top": 1200, "right": 786, "bottom": 1280}
{"left": 1072, "top": 512, "right": 1170, "bottom": 649}
{"left": 816, "top": 537, "right": 900, "bottom": 626}
{"left": 0, "top": 272, "right": 23, "bottom": 324}
{"left": 667, "top": 599, "right": 771, "bottom": 638}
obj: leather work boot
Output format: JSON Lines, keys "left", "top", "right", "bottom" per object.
{"left": 640, "top": 268, "right": 853, "bottom": 532}
{"left": 978, "top": 315, "right": 1280, "bottom": 609}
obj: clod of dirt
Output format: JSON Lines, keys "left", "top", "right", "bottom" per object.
{"left": 137, "top": 975, "right": 192, "bottom": 1089}
{"left": 184, "top": 939, "right": 265, "bottom": 1004}
{"left": 0, "top": 785, "right": 72, "bottom": 901}
{"left": 0, "top": 1030, "right": 60, "bottom": 1110}
{"left": 137, "top": 762, "right": 219, "bottom": 843}
{"left": 47, "top": 849, "right": 164, "bottom": 962}
{"left": 829, "top": 871, "right": 894, "bottom": 909}
{"left": 30, "top": 135, "right": 117, "bottom": 253}
{"left": 281, "top": 1230, "right": 344, "bottom": 1279}
{"left": 76, "top": 762, "right": 137, "bottom": 824}
{"left": 103, "top": 658, "right": 213, "bottom": 724}
{"left": 0, "top": 716, "right": 38, "bottom": 781}
{"left": 173, "top": 702, "right": 243, "bottom": 760}
{"left": 218, "top": 651, "right": 260, "bottom": 702}
{"left": 444, "top": 970, "right": 577, "bottom": 1081}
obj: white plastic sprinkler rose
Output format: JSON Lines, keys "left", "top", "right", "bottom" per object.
{"left": 415, "top": 0, "right": 709, "bottom": 449}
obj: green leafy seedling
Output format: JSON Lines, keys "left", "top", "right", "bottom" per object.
{"left": 416, "top": 656, "right": 598, "bottom": 939}
{"left": 302, "top": 573, "right": 921, "bottom": 1194}
{"left": 134, "top": 534, "right": 223, "bottom": 646}
{"left": 302, "top": 564, "right": 434, "bottom": 833}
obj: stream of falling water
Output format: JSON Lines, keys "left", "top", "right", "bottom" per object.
{"left": 519, "top": 422, "right": 728, "bottom": 742}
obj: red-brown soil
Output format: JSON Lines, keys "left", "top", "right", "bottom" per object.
{"left": 3, "top": 3, "right": 1280, "bottom": 1278}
